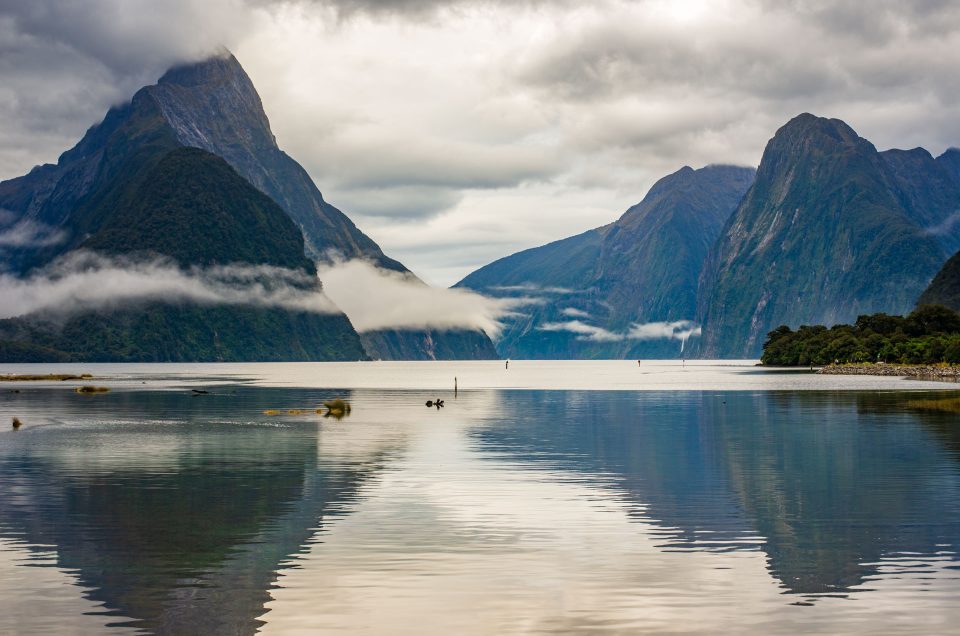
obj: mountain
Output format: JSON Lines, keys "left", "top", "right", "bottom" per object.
{"left": 0, "top": 51, "right": 496, "bottom": 360}
{"left": 0, "top": 146, "right": 367, "bottom": 361}
{"left": 917, "top": 249, "right": 960, "bottom": 311}
{"left": 697, "top": 114, "right": 960, "bottom": 358}
{"left": 458, "top": 164, "right": 755, "bottom": 358}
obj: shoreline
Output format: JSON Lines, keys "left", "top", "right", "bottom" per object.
{"left": 817, "top": 364, "right": 960, "bottom": 379}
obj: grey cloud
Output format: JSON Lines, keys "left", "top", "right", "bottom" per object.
{"left": 515, "top": 18, "right": 846, "bottom": 103}
{"left": 759, "top": 0, "right": 960, "bottom": 40}
{"left": 0, "top": 0, "right": 249, "bottom": 76}
{"left": 261, "top": 0, "right": 576, "bottom": 20}
{"left": 311, "top": 139, "right": 563, "bottom": 190}
{"left": 334, "top": 186, "right": 464, "bottom": 220}
{"left": 0, "top": 1, "right": 253, "bottom": 178}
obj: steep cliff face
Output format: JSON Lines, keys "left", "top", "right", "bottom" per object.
{"left": 0, "top": 52, "right": 497, "bottom": 360}
{"left": 458, "top": 165, "right": 754, "bottom": 358}
{"left": 697, "top": 114, "right": 959, "bottom": 358}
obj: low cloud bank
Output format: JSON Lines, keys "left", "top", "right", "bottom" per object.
{"left": 0, "top": 253, "right": 535, "bottom": 338}
{"left": 0, "top": 252, "right": 340, "bottom": 319}
{"left": 540, "top": 319, "right": 702, "bottom": 347}
{"left": 318, "top": 259, "right": 529, "bottom": 337}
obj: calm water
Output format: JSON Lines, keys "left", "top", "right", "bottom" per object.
{"left": 1, "top": 362, "right": 959, "bottom": 635}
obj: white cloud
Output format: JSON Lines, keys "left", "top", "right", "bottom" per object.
{"left": 628, "top": 320, "right": 701, "bottom": 342}
{"left": 317, "top": 258, "right": 529, "bottom": 337}
{"left": 0, "top": 253, "right": 538, "bottom": 339}
{"left": 540, "top": 320, "right": 623, "bottom": 342}
{"left": 540, "top": 319, "right": 702, "bottom": 346}
{"left": 560, "top": 307, "right": 590, "bottom": 318}
{"left": 0, "top": 251, "right": 340, "bottom": 319}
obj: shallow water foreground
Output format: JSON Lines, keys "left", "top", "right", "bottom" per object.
{"left": 1, "top": 363, "right": 959, "bottom": 635}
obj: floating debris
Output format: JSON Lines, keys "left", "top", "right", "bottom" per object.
{"left": 191, "top": 389, "right": 210, "bottom": 395}
{"left": 2, "top": 373, "right": 93, "bottom": 382}
{"left": 75, "top": 385, "right": 110, "bottom": 394}
{"left": 263, "top": 409, "right": 281, "bottom": 415}
{"left": 323, "top": 398, "right": 351, "bottom": 419}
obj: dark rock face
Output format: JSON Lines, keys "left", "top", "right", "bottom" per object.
{"left": 458, "top": 165, "right": 755, "bottom": 359}
{"left": 697, "top": 114, "right": 960, "bottom": 358}
{"left": 0, "top": 51, "right": 496, "bottom": 360}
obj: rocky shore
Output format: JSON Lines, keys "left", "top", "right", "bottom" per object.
{"left": 818, "top": 364, "right": 960, "bottom": 379}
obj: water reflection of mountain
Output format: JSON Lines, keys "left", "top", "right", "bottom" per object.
{"left": 0, "top": 388, "right": 398, "bottom": 635}
{"left": 469, "top": 390, "right": 960, "bottom": 596}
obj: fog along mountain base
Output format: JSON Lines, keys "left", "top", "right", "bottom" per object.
{"left": 462, "top": 114, "right": 960, "bottom": 360}
{"left": 0, "top": 52, "right": 496, "bottom": 362}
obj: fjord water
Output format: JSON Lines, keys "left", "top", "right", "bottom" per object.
{"left": 1, "top": 362, "right": 959, "bottom": 635}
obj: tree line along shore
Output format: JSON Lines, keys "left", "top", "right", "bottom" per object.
{"left": 761, "top": 304, "right": 960, "bottom": 369}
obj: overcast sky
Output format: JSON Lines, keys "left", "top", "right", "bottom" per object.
{"left": 2, "top": 0, "right": 959, "bottom": 285}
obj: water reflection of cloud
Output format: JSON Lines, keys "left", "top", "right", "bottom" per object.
{"left": 261, "top": 396, "right": 960, "bottom": 635}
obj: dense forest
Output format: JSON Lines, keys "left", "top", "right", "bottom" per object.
{"left": 761, "top": 304, "right": 960, "bottom": 366}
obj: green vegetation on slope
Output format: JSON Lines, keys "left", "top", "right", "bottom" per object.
{"left": 761, "top": 304, "right": 960, "bottom": 366}
{"left": 0, "top": 304, "right": 366, "bottom": 362}
{"left": 918, "top": 249, "right": 960, "bottom": 312}
{"left": 77, "top": 146, "right": 314, "bottom": 271}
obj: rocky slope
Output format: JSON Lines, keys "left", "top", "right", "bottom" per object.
{"left": 697, "top": 114, "right": 960, "bottom": 358}
{"left": 458, "top": 165, "right": 755, "bottom": 358}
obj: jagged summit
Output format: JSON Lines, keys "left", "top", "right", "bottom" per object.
{"left": 696, "top": 114, "right": 960, "bottom": 357}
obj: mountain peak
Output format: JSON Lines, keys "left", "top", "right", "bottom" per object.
{"left": 773, "top": 113, "right": 863, "bottom": 148}
{"left": 158, "top": 49, "right": 244, "bottom": 87}
{"left": 938, "top": 147, "right": 960, "bottom": 183}
{"left": 636, "top": 164, "right": 755, "bottom": 211}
